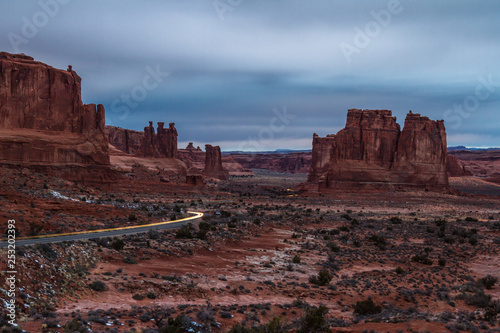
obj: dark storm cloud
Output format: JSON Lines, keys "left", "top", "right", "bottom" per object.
{"left": 1, "top": 0, "right": 499, "bottom": 150}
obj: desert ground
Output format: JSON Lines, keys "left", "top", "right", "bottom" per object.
{"left": 1, "top": 167, "right": 499, "bottom": 333}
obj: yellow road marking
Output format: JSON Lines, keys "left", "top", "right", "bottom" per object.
{"left": 15, "top": 211, "right": 204, "bottom": 241}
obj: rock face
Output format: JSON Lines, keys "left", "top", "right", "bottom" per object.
{"left": 204, "top": 145, "right": 229, "bottom": 180}
{"left": 309, "top": 109, "right": 449, "bottom": 189}
{"left": 134, "top": 121, "right": 178, "bottom": 158}
{"left": 231, "top": 152, "right": 311, "bottom": 174}
{"left": 307, "top": 135, "right": 335, "bottom": 182}
{"left": 446, "top": 155, "right": 473, "bottom": 177}
{"left": 106, "top": 126, "right": 143, "bottom": 155}
{"left": 0, "top": 52, "right": 110, "bottom": 180}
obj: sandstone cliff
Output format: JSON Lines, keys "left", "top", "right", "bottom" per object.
{"left": 0, "top": 52, "right": 110, "bottom": 181}
{"left": 106, "top": 125, "right": 143, "bottom": 155}
{"left": 204, "top": 144, "right": 229, "bottom": 180}
{"left": 231, "top": 152, "right": 310, "bottom": 174}
{"left": 309, "top": 109, "right": 449, "bottom": 189}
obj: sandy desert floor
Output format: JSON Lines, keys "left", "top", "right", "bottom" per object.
{"left": 1, "top": 168, "right": 499, "bottom": 332}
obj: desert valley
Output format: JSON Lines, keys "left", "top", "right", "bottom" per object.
{"left": 0, "top": 51, "right": 499, "bottom": 333}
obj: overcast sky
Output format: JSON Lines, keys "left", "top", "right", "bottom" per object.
{"left": 1, "top": 0, "right": 499, "bottom": 150}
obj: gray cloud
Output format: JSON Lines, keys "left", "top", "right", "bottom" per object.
{"left": 1, "top": 0, "right": 499, "bottom": 150}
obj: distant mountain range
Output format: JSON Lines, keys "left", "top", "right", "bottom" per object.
{"left": 447, "top": 146, "right": 500, "bottom": 152}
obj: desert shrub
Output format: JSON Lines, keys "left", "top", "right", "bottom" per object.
{"left": 63, "top": 318, "right": 89, "bottom": 333}
{"left": 411, "top": 253, "right": 433, "bottom": 265}
{"left": 395, "top": 267, "right": 405, "bottom": 274}
{"left": 340, "top": 214, "right": 352, "bottom": 221}
{"left": 459, "top": 290, "right": 491, "bottom": 308}
{"left": 327, "top": 242, "right": 340, "bottom": 252}
{"left": 158, "top": 315, "right": 188, "bottom": 333}
{"left": 227, "top": 324, "right": 255, "bottom": 333}
{"left": 111, "top": 238, "right": 125, "bottom": 251}
{"left": 468, "top": 237, "right": 478, "bottom": 246}
{"left": 479, "top": 275, "right": 498, "bottom": 290}
{"left": 390, "top": 216, "right": 402, "bottom": 224}
{"left": 465, "top": 217, "right": 478, "bottom": 222}
{"left": 89, "top": 280, "right": 107, "bottom": 292}
{"left": 132, "top": 294, "right": 145, "bottom": 300}
{"left": 485, "top": 300, "right": 500, "bottom": 322}
{"left": 309, "top": 270, "right": 333, "bottom": 286}
{"left": 198, "top": 222, "right": 211, "bottom": 232}
{"left": 438, "top": 258, "right": 447, "bottom": 267}
{"left": 220, "top": 311, "right": 233, "bottom": 319}
{"left": 147, "top": 291, "right": 158, "bottom": 299}
{"left": 296, "top": 306, "right": 330, "bottom": 333}
{"left": 128, "top": 214, "right": 137, "bottom": 222}
{"left": 175, "top": 224, "right": 194, "bottom": 239}
{"left": 292, "top": 255, "right": 301, "bottom": 264}
{"left": 123, "top": 256, "right": 137, "bottom": 264}
{"left": 253, "top": 218, "right": 261, "bottom": 225}
{"left": 353, "top": 299, "right": 382, "bottom": 315}
{"left": 35, "top": 243, "right": 58, "bottom": 260}
{"left": 368, "top": 234, "right": 388, "bottom": 250}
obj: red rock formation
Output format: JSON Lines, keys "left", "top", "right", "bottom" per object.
{"left": 310, "top": 109, "right": 449, "bottom": 189}
{"left": 391, "top": 111, "right": 448, "bottom": 186}
{"left": 307, "top": 135, "right": 335, "bottom": 182}
{"left": 231, "top": 152, "right": 310, "bottom": 174}
{"left": 106, "top": 125, "right": 143, "bottom": 154}
{"left": 186, "top": 174, "right": 204, "bottom": 186}
{"left": 446, "top": 155, "right": 473, "bottom": 177}
{"left": 157, "top": 122, "right": 178, "bottom": 158}
{"left": 134, "top": 121, "right": 161, "bottom": 158}
{"left": 204, "top": 144, "right": 229, "bottom": 180}
{"left": 0, "top": 52, "right": 110, "bottom": 178}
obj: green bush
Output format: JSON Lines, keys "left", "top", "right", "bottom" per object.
{"left": 111, "top": 238, "right": 125, "bottom": 251}
{"left": 479, "top": 275, "right": 498, "bottom": 290}
{"left": 411, "top": 253, "right": 433, "bottom": 265}
{"left": 390, "top": 216, "right": 402, "bottom": 224}
{"left": 353, "top": 299, "right": 382, "bottom": 315}
{"left": 176, "top": 224, "right": 194, "bottom": 239}
{"left": 296, "top": 306, "right": 330, "bottom": 333}
{"left": 309, "top": 269, "right": 333, "bottom": 286}
{"left": 292, "top": 255, "right": 301, "bottom": 264}
{"left": 89, "top": 280, "right": 107, "bottom": 292}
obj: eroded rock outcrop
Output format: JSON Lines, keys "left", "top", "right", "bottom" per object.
{"left": 0, "top": 52, "right": 110, "bottom": 181}
{"left": 134, "top": 121, "right": 178, "bottom": 158}
{"left": 106, "top": 126, "right": 143, "bottom": 154}
{"left": 204, "top": 144, "right": 229, "bottom": 180}
{"left": 446, "top": 155, "right": 472, "bottom": 177}
{"left": 309, "top": 109, "right": 449, "bottom": 189}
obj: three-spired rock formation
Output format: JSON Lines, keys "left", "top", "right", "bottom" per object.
{"left": 0, "top": 52, "right": 110, "bottom": 181}
{"left": 134, "top": 121, "right": 178, "bottom": 158}
{"left": 309, "top": 109, "right": 448, "bottom": 189}
{"left": 204, "top": 145, "right": 229, "bottom": 180}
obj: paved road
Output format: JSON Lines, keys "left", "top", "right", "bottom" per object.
{"left": 0, "top": 211, "right": 203, "bottom": 248}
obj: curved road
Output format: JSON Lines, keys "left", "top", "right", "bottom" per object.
{"left": 0, "top": 211, "right": 203, "bottom": 248}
